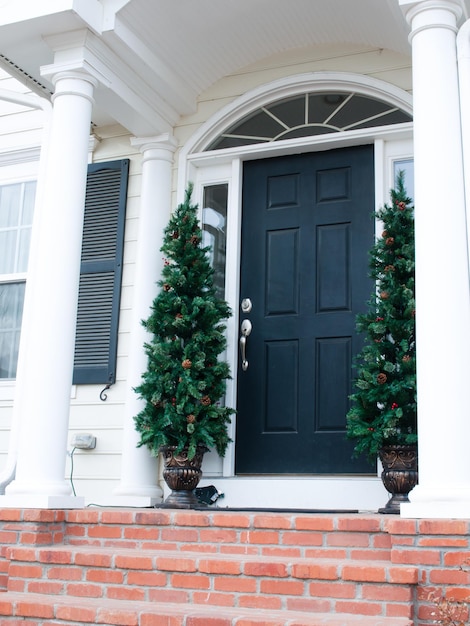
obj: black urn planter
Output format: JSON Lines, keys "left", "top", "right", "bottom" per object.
{"left": 159, "top": 445, "right": 208, "bottom": 509}
{"left": 378, "top": 444, "right": 418, "bottom": 514}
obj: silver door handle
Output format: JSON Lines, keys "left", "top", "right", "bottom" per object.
{"left": 239, "top": 319, "right": 252, "bottom": 371}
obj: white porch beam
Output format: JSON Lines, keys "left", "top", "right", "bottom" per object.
{"left": 41, "top": 28, "right": 179, "bottom": 136}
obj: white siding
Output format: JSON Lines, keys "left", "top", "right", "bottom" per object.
{"left": 65, "top": 129, "right": 141, "bottom": 502}
{"left": 0, "top": 67, "right": 46, "bottom": 154}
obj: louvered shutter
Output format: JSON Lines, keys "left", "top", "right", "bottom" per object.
{"left": 72, "top": 159, "right": 129, "bottom": 384}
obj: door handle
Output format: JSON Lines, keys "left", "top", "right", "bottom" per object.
{"left": 239, "top": 319, "right": 252, "bottom": 371}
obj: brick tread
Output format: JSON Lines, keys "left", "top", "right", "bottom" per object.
{"left": 8, "top": 544, "right": 417, "bottom": 583}
{"left": 58, "top": 509, "right": 392, "bottom": 557}
{"left": 0, "top": 591, "right": 413, "bottom": 625}
{"left": 6, "top": 544, "right": 417, "bottom": 618}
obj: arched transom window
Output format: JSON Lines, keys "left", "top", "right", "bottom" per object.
{"left": 206, "top": 91, "right": 412, "bottom": 151}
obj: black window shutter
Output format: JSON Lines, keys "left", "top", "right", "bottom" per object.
{"left": 72, "top": 159, "right": 129, "bottom": 385}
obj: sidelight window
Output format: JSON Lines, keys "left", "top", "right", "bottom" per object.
{"left": 394, "top": 159, "right": 414, "bottom": 200}
{"left": 202, "top": 184, "right": 228, "bottom": 300}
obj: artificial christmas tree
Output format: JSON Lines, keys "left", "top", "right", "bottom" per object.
{"left": 346, "top": 172, "right": 417, "bottom": 511}
{"left": 134, "top": 185, "right": 234, "bottom": 506}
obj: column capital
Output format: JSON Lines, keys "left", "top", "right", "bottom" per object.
{"left": 41, "top": 65, "right": 103, "bottom": 94}
{"left": 131, "top": 133, "right": 178, "bottom": 163}
{"left": 43, "top": 70, "right": 98, "bottom": 107}
{"left": 399, "top": 0, "right": 463, "bottom": 29}
{"left": 88, "top": 133, "right": 101, "bottom": 160}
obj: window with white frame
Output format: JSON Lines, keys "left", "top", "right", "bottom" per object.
{"left": 394, "top": 158, "right": 414, "bottom": 200}
{"left": 0, "top": 180, "right": 36, "bottom": 379}
{"left": 202, "top": 183, "right": 228, "bottom": 301}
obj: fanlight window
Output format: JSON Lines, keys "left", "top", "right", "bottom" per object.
{"left": 206, "top": 92, "right": 412, "bottom": 151}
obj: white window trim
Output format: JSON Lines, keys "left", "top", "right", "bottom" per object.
{"left": 0, "top": 173, "right": 40, "bottom": 399}
{"left": 0, "top": 87, "right": 50, "bottom": 400}
{"left": 192, "top": 135, "right": 414, "bottom": 479}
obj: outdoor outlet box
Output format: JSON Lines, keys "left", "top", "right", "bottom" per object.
{"left": 71, "top": 433, "right": 96, "bottom": 450}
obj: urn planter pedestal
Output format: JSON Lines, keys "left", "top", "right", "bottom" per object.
{"left": 159, "top": 445, "right": 207, "bottom": 509}
{"left": 378, "top": 444, "right": 418, "bottom": 514}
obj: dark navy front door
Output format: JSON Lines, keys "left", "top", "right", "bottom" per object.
{"left": 236, "top": 145, "right": 375, "bottom": 474}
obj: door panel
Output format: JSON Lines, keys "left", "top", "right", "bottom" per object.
{"left": 235, "top": 145, "right": 374, "bottom": 474}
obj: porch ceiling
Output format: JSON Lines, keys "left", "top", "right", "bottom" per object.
{"left": 0, "top": 0, "right": 446, "bottom": 134}
{"left": 118, "top": 0, "right": 412, "bottom": 94}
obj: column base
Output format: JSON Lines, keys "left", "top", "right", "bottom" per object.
{"left": 401, "top": 501, "right": 470, "bottom": 518}
{"left": 112, "top": 483, "right": 163, "bottom": 508}
{"left": 0, "top": 494, "right": 85, "bottom": 509}
{"left": 93, "top": 495, "right": 163, "bottom": 508}
{"left": 113, "top": 483, "right": 163, "bottom": 498}
{"left": 400, "top": 484, "right": 470, "bottom": 518}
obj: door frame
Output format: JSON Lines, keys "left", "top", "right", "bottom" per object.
{"left": 178, "top": 73, "right": 414, "bottom": 480}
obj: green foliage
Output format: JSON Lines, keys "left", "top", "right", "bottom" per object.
{"left": 134, "top": 184, "right": 234, "bottom": 459}
{"left": 346, "top": 172, "right": 417, "bottom": 460}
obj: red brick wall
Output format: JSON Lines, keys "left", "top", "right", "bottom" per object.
{"left": 388, "top": 518, "right": 470, "bottom": 624}
{"left": 0, "top": 509, "right": 469, "bottom": 624}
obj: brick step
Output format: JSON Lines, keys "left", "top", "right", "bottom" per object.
{"left": 0, "top": 591, "right": 414, "bottom": 625}
{"left": 6, "top": 545, "right": 417, "bottom": 618}
{"left": 2, "top": 509, "right": 470, "bottom": 623}
{"left": 61, "top": 509, "right": 393, "bottom": 561}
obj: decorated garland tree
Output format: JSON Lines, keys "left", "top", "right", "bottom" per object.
{"left": 346, "top": 172, "right": 417, "bottom": 461}
{"left": 134, "top": 184, "right": 234, "bottom": 461}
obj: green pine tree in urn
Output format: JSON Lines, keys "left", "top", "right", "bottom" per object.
{"left": 134, "top": 184, "right": 234, "bottom": 507}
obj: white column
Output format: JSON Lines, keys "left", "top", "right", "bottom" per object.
{"left": 457, "top": 19, "right": 470, "bottom": 266}
{"left": 399, "top": 0, "right": 470, "bottom": 518}
{"left": 0, "top": 70, "right": 97, "bottom": 508}
{"left": 111, "top": 134, "right": 177, "bottom": 506}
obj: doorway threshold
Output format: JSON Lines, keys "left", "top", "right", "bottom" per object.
{"left": 192, "top": 506, "right": 359, "bottom": 513}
